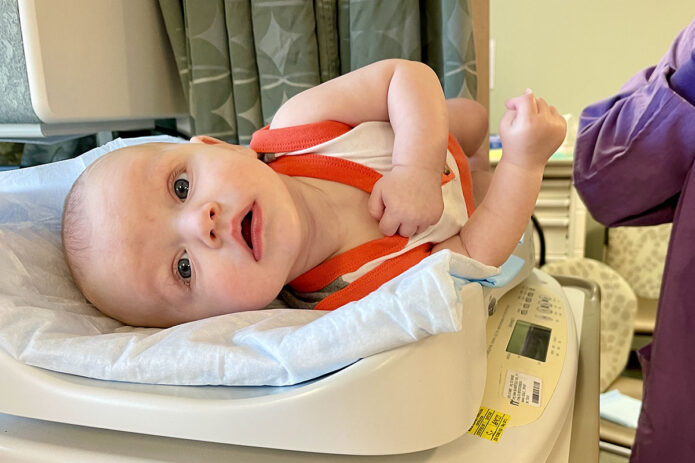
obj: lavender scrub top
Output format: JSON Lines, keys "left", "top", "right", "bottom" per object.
{"left": 574, "top": 18, "right": 695, "bottom": 462}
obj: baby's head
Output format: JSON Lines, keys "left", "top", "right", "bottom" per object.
{"left": 62, "top": 137, "right": 303, "bottom": 327}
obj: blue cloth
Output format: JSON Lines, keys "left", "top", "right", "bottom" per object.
{"left": 573, "top": 18, "right": 695, "bottom": 463}
{"left": 476, "top": 254, "right": 525, "bottom": 288}
{"left": 600, "top": 389, "right": 642, "bottom": 429}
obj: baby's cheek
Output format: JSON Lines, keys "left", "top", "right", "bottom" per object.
{"left": 206, "top": 270, "right": 264, "bottom": 312}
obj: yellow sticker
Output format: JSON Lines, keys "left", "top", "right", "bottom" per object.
{"left": 467, "top": 406, "right": 510, "bottom": 442}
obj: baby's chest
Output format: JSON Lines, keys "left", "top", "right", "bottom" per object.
{"left": 322, "top": 182, "right": 384, "bottom": 252}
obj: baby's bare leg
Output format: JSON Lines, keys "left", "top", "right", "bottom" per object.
{"left": 446, "top": 98, "right": 488, "bottom": 157}
{"left": 447, "top": 98, "right": 491, "bottom": 206}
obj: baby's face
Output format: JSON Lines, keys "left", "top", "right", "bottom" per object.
{"left": 80, "top": 139, "right": 303, "bottom": 327}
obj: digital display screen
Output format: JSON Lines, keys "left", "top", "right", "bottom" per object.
{"left": 506, "top": 321, "right": 551, "bottom": 362}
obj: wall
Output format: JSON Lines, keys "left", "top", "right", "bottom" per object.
{"left": 490, "top": 2, "right": 695, "bottom": 131}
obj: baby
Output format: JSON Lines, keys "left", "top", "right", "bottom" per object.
{"left": 62, "top": 59, "right": 566, "bottom": 328}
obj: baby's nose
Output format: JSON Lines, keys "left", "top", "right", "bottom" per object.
{"left": 180, "top": 202, "right": 222, "bottom": 248}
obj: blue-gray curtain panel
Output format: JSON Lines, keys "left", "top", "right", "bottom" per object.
{"left": 158, "top": 0, "right": 478, "bottom": 144}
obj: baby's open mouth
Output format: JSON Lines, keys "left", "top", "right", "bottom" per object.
{"left": 241, "top": 210, "right": 253, "bottom": 250}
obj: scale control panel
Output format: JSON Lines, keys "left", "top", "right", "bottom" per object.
{"left": 481, "top": 279, "right": 568, "bottom": 426}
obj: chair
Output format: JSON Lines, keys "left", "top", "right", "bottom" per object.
{"left": 604, "top": 225, "right": 669, "bottom": 337}
{"left": 542, "top": 223, "right": 669, "bottom": 453}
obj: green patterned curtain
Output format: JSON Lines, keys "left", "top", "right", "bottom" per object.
{"left": 158, "top": 0, "right": 477, "bottom": 144}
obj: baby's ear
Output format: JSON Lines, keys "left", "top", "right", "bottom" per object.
{"left": 190, "top": 135, "right": 226, "bottom": 145}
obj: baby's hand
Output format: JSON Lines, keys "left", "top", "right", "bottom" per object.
{"left": 368, "top": 165, "right": 444, "bottom": 237}
{"left": 499, "top": 89, "right": 567, "bottom": 170}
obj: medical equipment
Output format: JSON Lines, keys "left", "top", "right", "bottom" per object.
{"left": 0, "top": 130, "right": 601, "bottom": 463}
{"left": 1, "top": 0, "right": 186, "bottom": 140}
{"left": 0, "top": 269, "right": 598, "bottom": 462}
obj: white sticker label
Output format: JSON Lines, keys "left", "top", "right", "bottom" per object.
{"left": 504, "top": 370, "right": 542, "bottom": 407}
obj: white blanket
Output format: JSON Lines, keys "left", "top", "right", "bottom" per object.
{"left": 0, "top": 136, "right": 502, "bottom": 386}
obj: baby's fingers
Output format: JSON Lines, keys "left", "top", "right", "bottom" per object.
{"left": 397, "top": 222, "right": 418, "bottom": 238}
{"left": 367, "top": 189, "right": 386, "bottom": 221}
{"left": 378, "top": 211, "right": 401, "bottom": 237}
{"left": 505, "top": 89, "right": 537, "bottom": 113}
{"left": 500, "top": 108, "right": 517, "bottom": 131}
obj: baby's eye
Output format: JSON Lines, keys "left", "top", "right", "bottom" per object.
{"left": 173, "top": 172, "right": 189, "bottom": 201}
{"left": 177, "top": 252, "right": 192, "bottom": 281}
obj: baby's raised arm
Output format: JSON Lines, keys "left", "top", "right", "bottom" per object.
{"left": 433, "top": 89, "right": 566, "bottom": 267}
{"left": 270, "top": 59, "right": 448, "bottom": 237}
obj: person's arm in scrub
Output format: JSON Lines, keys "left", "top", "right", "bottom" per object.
{"left": 573, "top": 19, "right": 695, "bottom": 227}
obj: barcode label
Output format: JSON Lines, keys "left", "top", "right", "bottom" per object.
{"left": 532, "top": 381, "right": 541, "bottom": 405}
{"left": 504, "top": 370, "right": 542, "bottom": 408}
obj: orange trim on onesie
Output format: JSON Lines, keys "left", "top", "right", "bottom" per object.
{"left": 290, "top": 235, "right": 409, "bottom": 292}
{"left": 447, "top": 133, "right": 476, "bottom": 215}
{"left": 441, "top": 164, "right": 455, "bottom": 184}
{"left": 252, "top": 121, "right": 475, "bottom": 218}
{"left": 271, "top": 154, "right": 456, "bottom": 194}
{"left": 250, "top": 120, "right": 352, "bottom": 153}
{"left": 269, "top": 154, "right": 383, "bottom": 194}
{"left": 313, "top": 243, "right": 432, "bottom": 311}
